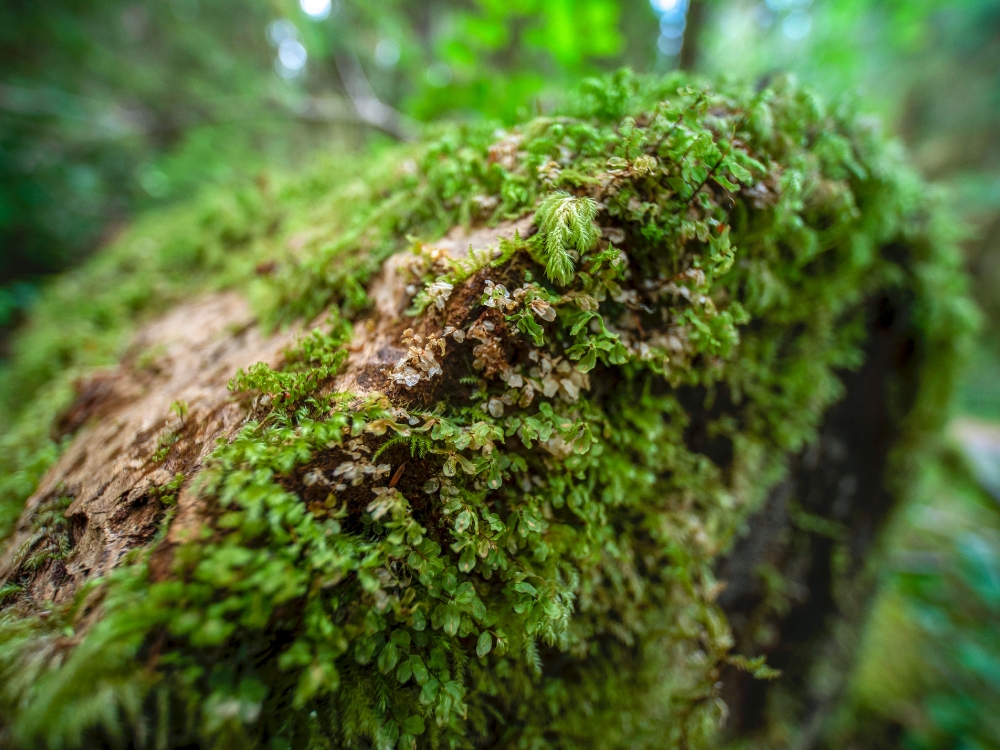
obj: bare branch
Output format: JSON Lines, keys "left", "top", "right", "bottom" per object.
{"left": 333, "top": 51, "right": 418, "bottom": 142}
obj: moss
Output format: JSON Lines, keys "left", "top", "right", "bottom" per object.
{"left": 0, "top": 71, "right": 977, "bottom": 749}
{"left": 0, "top": 151, "right": 388, "bottom": 539}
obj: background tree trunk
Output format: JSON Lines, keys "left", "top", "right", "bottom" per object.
{"left": 719, "top": 292, "right": 920, "bottom": 746}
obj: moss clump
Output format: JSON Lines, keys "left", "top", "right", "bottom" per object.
{"left": 0, "top": 150, "right": 397, "bottom": 539}
{"left": 0, "top": 71, "right": 975, "bottom": 749}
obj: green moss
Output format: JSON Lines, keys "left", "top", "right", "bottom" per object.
{"left": 0, "top": 71, "right": 976, "bottom": 749}
{"left": 0, "top": 150, "right": 395, "bottom": 538}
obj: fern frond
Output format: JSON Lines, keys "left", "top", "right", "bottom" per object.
{"left": 449, "top": 245, "right": 495, "bottom": 285}
{"left": 371, "top": 435, "right": 411, "bottom": 462}
{"left": 408, "top": 435, "right": 433, "bottom": 459}
{"left": 523, "top": 638, "right": 543, "bottom": 678}
{"left": 371, "top": 434, "right": 434, "bottom": 462}
{"left": 0, "top": 582, "right": 24, "bottom": 605}
{"left": 534, "top": 192, "right": 599, "bottom": 286}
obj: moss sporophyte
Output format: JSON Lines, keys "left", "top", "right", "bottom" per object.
{"left": 0, "top": 72, "right": 974, "bottom": 748}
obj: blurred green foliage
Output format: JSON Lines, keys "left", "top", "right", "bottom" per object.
{"left": 0, "top": 0, "right": 276, "bottom": 323}
{"left": 0, "top": 0, "right": 661, "bottom": 332}
{"left": 845, "top": 449, "right": 1000, "bottom": 749}
{"left": 404, "top": 0, "right": 625, "bottom": 122}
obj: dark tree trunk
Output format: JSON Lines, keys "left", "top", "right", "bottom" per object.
{"left": 680, "top": 0, "right": 706, "bottom": 71}
{"left": 718, "top": 292, "right": 920, "bottom": 745}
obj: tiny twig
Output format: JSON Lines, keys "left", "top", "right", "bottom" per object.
{"left": 333, "top": 52, "right": 417, "bottom": 142}
{"left": 389, "top": 463, "right": 406, "bottom": 488}
{"left": 146, "top": 630, "right": 166, "bottom": 670}
{"left": 652, "top": 92, "right": 704, "bottom": 154}
{"left": 685, "top": 109, "right": 751, "bottom": 205}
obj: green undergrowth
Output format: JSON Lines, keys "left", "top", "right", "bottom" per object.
{"left": 0, "top": 71, "right": 976, "bottom": 749}
{"left": 839, "top": 448, "right": 1000, "bottom": 749}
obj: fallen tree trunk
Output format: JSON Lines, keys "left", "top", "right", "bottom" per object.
{"left": 0, "top": 73, "right": 971, "bottom": 749}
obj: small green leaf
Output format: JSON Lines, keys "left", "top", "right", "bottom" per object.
{"left": 396, "top": 659, "right": 413, "bottom": 684}
{"left": 476, "top": 630, "right": 493, "bottom": 658}
{"left": 459, "top": 546, "right": 476, "bottom": 573}
{"left": 726, "top": 159, "right": 752, "bottom": 182}
{"left": 609, "top": 340, "right": 628, "bottom": 365}
{"left": 410, "top": 656, "right": 430, "bottom": 685}
{"left": 419, "top": 679, "right": 440, "bottom": 705}
{"left": 472, "top": 596, "right": 487, "bottom": 622}
{"left": 487, "top": 460, "right": 502, "bottom": 490}
{"left": 411, "top": 608, "right": 426, "bottom": 631}
{"left": 570, "top": 311, "right": 596, "bottom": 336}
{"left": 443, "top": 680, "right": 464, "bottom": 702}
{"left": 577, "top": 349, "right": 598, "bottom": 372}
{"left": 378, "top": 641, "right": 399, "bottom": 674}
{"left": 443, "top": 605, "right": 461, "bottom": 636}
{"left": 402, "top": 715, "right": 426, "bottom": 735}
{"left": 381, "top": 719, "right": 400, "bottom": 745}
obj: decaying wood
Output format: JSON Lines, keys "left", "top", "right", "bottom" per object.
{"left": 0, "top": 219, "right": 918, "bottom": 743}
{"left": 0, "top": 219, "right": 531, "bottom": 616}
{"left": 0, "top": 293, "right": 300, "bottom": 607}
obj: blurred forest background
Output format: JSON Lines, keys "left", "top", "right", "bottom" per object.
{"left": 1, "top": 0, "right": 998, "bottom": 746}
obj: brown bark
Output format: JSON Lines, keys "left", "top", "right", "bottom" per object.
{"left": 0, "top": 219, "right": 530, "bottom": 618}
{"left": 0, "top": 293, "right": 301, "bottom": 608}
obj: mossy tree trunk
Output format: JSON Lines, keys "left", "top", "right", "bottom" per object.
{"left": 0, "top": 73, "right": 970, "bottom": 750}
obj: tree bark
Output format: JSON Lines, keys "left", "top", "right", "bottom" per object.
{"left": 680, "top": 0, "right": 707, "bottom": 72}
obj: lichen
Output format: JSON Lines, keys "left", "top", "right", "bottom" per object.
{"left": 0, "top": 71, "right": 976, "bottom": 749}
